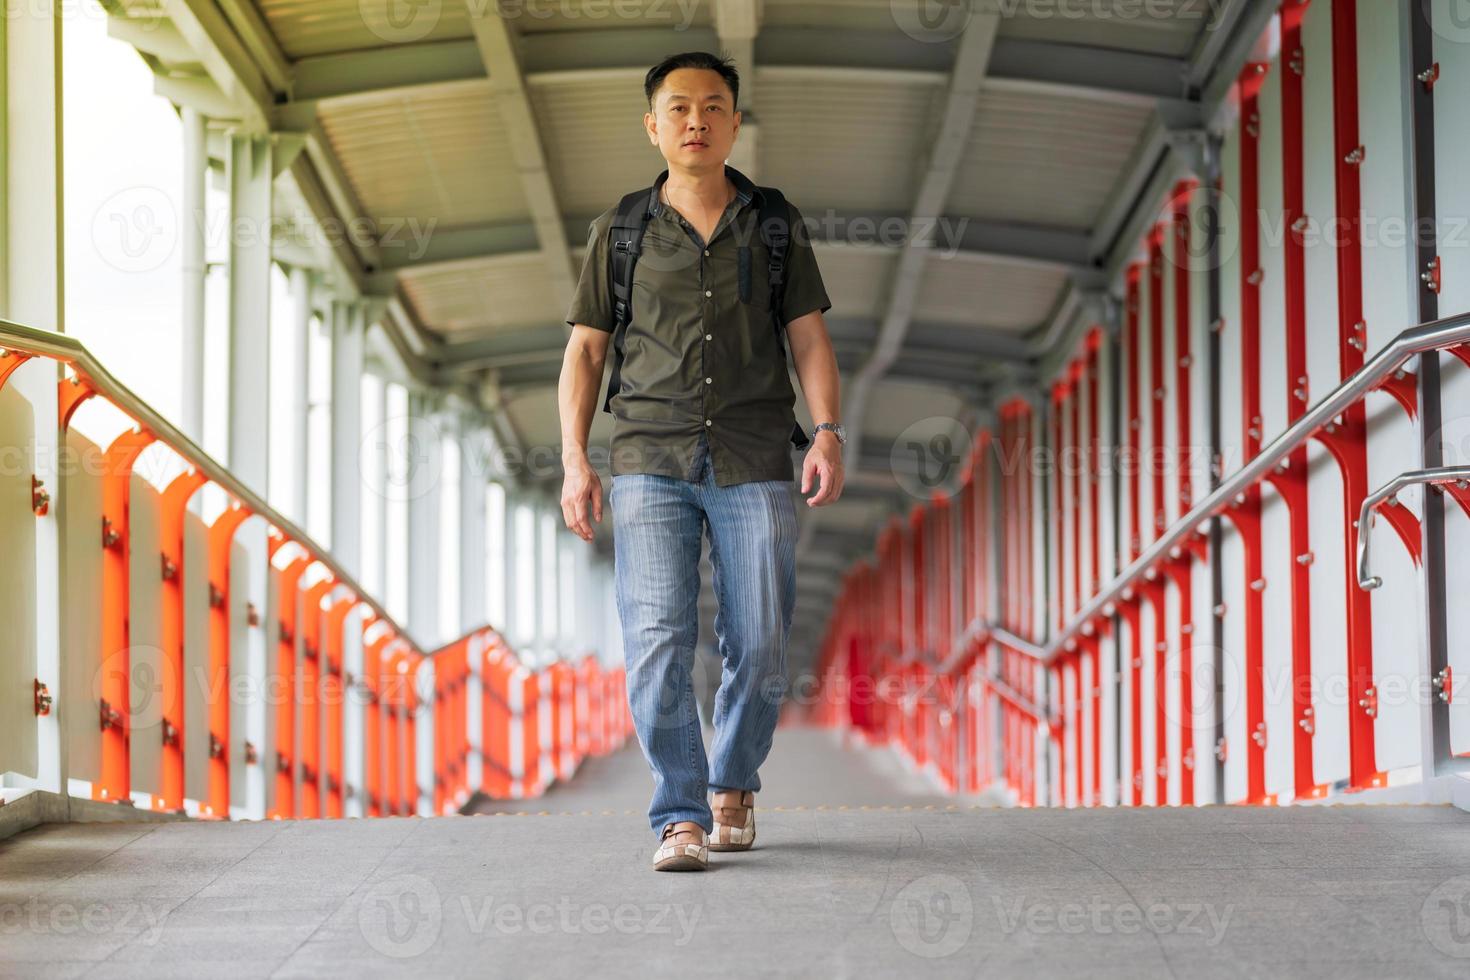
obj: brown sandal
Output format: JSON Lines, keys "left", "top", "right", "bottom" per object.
{"left": 710, "top": 790, "right": 755, "bottom": 851}
{"left": 653, "top": 821, "right": 709, "bottom": 871}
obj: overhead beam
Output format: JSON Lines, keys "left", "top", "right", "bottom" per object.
{"left": 986, "top": 38, "right": 1186, "bottom": 100}
{"left": 714, "top": 0, "right": 762, "bottom": 177}
{"left": 466, "top": 2, "right": 577, "bottom": 325}
{"left": 293, "top": 39, "right": 487, "bottom": 103}
{"left": 840, "top": 12, "right": 1000, "bottom": 479}
{"left": 272, "top": 28, "right": 1194, "bottom": 114}
{"left": 157, "top": 0, "right": 272, "bottom": 129}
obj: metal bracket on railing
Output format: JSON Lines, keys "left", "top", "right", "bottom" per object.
{"left": 31, "top": 476, "right": 49, "bottom": 517}
{"left": 1423, "top": 256, "right": 1442, "bottom": 294}
{"left": 209, "top": 733, "right": 225, "bottom": 760}
{"left": 162, "top": 721, "right": 179, "bottom": 747}
{"left": 1357, "top": 466, "right": 1470, "bottom": 589}
{"left": 244, "top": 741, "right": 259, "bottom": 766}
{"left": 1433, "top": 667, "right": 1453, "bottom": 706}
{"left": 99, "top": 699, "right": 123, "bottom": 732}
{"left": 34, "top": 680, "right": 52, "bottom": 716}
{"left": 1374, "top": 368, "right": 1419, "bottom": 420}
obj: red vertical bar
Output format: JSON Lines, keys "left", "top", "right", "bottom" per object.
{"left": 270, "top": 556, "right": 309, "bottom": 819}
{"left": 323, "top": 596, "right": 354, "bottom": 818}
{"left": 1327, "top": 0, "right": 1380, "bottom": 791}
{"left": 1275, "top": 0, "right": 1323, "bottom": 801}
{"left": 96, "top": 430, "right": 154, "bottom": 805}
{"left": 299, "top": 578, "right": 334, "bottom": 819}
{"left": 1170, "top": 184, "right": 1200, "bottom": 807}
{"left": 1234, "top": 62, "right": 1271, "bottom": 804}
{"left": 363, "top": 632, "right": 387, "bottom": 817}
{"left": 156, "top": 469, "right": 207, "bottom": 813}
{"left": 404, "top": 655, "right": 421, "bottom": 816}
{"left": 1123, "top": 265, "right": 1145, "bottom": 805}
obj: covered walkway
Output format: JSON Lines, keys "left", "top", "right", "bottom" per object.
{"left": 6, "top": 0, "right": 1470, "bottom": 975}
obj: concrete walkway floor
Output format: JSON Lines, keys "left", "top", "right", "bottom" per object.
{"left": 3, "top": 727, "right": 1470, "bottom": 978}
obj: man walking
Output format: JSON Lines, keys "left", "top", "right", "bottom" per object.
{"left": 557, "top": 51, "right": 845, "bottom": 871}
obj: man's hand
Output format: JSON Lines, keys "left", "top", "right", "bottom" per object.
{"left": 561, "top": 453, "right": 604, "bottom": 541}
{"left": 801, "top": 431, "right": 844, "bottom": 507}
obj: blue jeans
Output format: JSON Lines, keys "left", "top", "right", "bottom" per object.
{"left": 610, "top": 434, "right": 797, "bottom": 836}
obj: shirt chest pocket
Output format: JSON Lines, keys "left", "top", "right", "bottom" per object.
{"left": 738, "top": 242, "right": 773, "bottom": 312}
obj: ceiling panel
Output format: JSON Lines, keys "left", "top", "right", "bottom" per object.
{"left": 913, "top": 253, "right": 1068, "bottom": 330}
{"left": 401, "top": 254, "right": 557, "bottom": 335}
{"left": 318, "top": 81, "right": 528, "bottom": 230}
{"left": 531, "top": 72, "right": 668, "bottom": 217}
{"left": 512, "top": 0, "right": 714, "bottom": 33}
{"left": 764, "top": 0, "right": 1206, "bottom": 56}
{"left": 994, "top": 0, "right": 1209, "bottom": 57}
{"left": 863, "top": 378, "right": 968, "bottom": 443}
{"left": 808, "top": 245, "right": 896, "bottom": 321}
{"left": 756, "top": 67, "right": 944, "bottom": 215}
{"left": 256, "top": 0, "right": 473, "bottom": 58}
{"left": 948, "top": 85, "right": 1152, "bottom": 228}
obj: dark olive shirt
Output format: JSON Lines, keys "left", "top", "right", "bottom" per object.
{"left": 566, "top": 164, "right": 831, "bottom": 488}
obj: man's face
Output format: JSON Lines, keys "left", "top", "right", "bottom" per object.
{"left": 644, "top": 67, "right": 740, "bottom": 170}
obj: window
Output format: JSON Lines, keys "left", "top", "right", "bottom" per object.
{"left": 361, "top": 372, "right": 386, "bottom": 597}
{"left": 306, "top": 313, "right": 332, "bottom": 545}
{"left": 385, "top": 382, "right": 410, "bottom": 624}
{"left": 486, "top": 482, "right": 507, "bottom": 631}
{"left": 514, "top": 501, "right": 536, "bottom": 651}
{"left": 540, "top": 510, "right": 559, "bottom": 659}
{"left": 62, "top": 2, "right": 183, "bottom": 419}
{"left": 267, "top": 264, "right": 299, "bottom": 520}
{"left": 439, "top": 429, "right": 461, "bottom": 638}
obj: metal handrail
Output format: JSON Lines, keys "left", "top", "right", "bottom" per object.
{"left": 0, "top": 318, "right": 427, "bottom": 654}
{"left": 1357, "top": 466, "right": 1470, "bottom": 590}
{"left": 948, "top": 310, "right": 1470, "bottom": 663}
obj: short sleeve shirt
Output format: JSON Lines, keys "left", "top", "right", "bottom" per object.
{"left": 565, "top": 164, "right": 831, "bottom": 488}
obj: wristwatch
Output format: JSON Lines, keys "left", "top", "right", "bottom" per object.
{"left": 813, "top": 421, "right": 846, "bottom": 445}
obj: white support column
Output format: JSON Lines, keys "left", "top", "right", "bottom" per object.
{"left": 1, "top": 0, "right": 65, "bottom": 801}
{"left": 459, "top": 423, "right": 488, "bottom": 632}
{"left": 330, "top": 298, "right": 365, "bottom": 577}
{"left": 180, "top": 106, "right": 208, "bottom": 444}
{"left": 507, "top": 488, "right": 530, "bottom": 655}
{"left": 225, "top": 132, "right": 273, "bottom": 819}
{"left": 289, "top": 266, "right": 312, "bottom": 525}
{"left": 226, "top": 132, "right": 273, "bottom": 495}
{"left": 406, "top": 391, "right": 442, "bottom": 646}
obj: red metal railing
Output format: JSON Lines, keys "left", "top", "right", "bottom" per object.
{"left": 0, "top": 318, "right": 632, "bottom": 819}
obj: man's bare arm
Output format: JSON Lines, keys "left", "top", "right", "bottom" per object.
{"left": 786, "top": 310, "right": 844, "bottom": 506}
{"left": 559, "top": 325, "right": 611, "bottom": 541}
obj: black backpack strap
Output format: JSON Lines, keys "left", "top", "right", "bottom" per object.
{"left": 757, "top": 187, "right": 811, "bottom": 451}
{"left": 602, "top": 185, "right": 658, "bottom": 414}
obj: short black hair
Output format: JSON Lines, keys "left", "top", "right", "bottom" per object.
{"left": 644, "top": 51, "right": 739, "bottom": 112}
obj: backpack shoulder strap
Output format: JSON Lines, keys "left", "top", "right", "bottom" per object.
{"left": 755, "top": 186, "right": 811, "bottom": 451}
{"left": 602, "top": 186, "right": 658, "bottom": 414}
{"left": 756, "top": 186, "right": 791, "bottom": 354}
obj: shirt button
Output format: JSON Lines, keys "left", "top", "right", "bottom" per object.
{"left": 705, "top": 334, "right": 712, "bottom": 340}
{"left": 705, "top": 419, "right": 712, "bottom": 426}
{"left": 705, "top": 377, "right": 712, "bottom": 384}
{"left": 704, "top": 290, "right": 712, "bottom": 297}
{"left": 704, "top": 249, "right": 710, "bottom": 256}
